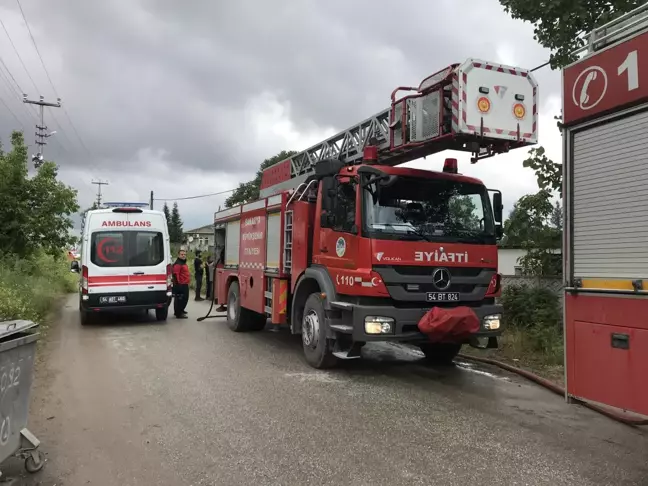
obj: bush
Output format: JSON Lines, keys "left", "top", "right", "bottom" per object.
{"left": 500, "top": 283, "right": 563, "bottom": 363}
{"left": 0, "top": 253, "right": 77, "bottom": 323}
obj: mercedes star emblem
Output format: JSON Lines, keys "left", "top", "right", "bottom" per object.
{"left": 432, "top": 268, "right": 451, "bottom": 290}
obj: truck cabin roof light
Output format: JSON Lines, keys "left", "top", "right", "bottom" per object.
{"left": 443, "top": 158, "right": 458, "bottom": 174}
{"left": 363, "top": 145, "right": 378, "bottom": 163}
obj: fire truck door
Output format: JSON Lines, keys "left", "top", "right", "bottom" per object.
{"left": 318, "top": 181, "right": 359, "bottom": 273}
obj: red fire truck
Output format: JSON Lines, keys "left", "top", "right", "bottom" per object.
{"left": 562, "top": 5, "right": 648, "bottom": 416}
{"left": 214, "top": 58, "right": 539, "bottom": 368}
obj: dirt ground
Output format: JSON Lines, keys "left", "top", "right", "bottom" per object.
{"left": 3, "top": 295, "right": 647, "bottom": 485}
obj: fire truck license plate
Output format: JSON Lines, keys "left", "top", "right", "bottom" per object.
{"left": 100, "top": 296, "right": 127, "bottom": 304}
{"left": 426, "top": 292, "right": 459, "bottom": 302}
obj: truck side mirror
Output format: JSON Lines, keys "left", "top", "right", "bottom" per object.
{"left": 320, "top": 176, "right": 336, "bottom": 212}
{"left": 495, "top": 224, "right": 503, "bottom": 239}
{"left": 491, "top": 191, "right": 503, "bottom": 223}
{"left": 70, "top": 260, "right": 79, "bottom": 273}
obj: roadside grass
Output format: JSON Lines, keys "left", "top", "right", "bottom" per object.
{"left": 462, "top": 284, "right": 565, "bottom": 385}
{"left": 0, "top": 253, "right": 77, "bottom": 333}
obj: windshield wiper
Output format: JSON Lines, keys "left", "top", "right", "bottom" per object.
{"left": 370, "top": 224, "right": 431, "bottom": 242}
{"left": 391, "top": 217, "right": 432, "bottom": 242}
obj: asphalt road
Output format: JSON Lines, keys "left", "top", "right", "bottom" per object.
{"left": 4, "top": 294, "right": 647, "bottom": 485}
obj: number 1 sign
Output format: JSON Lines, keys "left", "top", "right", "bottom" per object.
{"left": 563, "top": 30, "right": 648, "bottom": 125}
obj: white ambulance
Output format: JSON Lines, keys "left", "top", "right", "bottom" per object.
{"left": 72, "top": 203, "right": 173, "bottom": 325}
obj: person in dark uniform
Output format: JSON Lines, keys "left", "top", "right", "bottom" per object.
{"left": 215, "top": 246, "right": 226, "bottom": 312}
{"left": 205, "top": 255, "right": 214, "bottom": 300}
{"left": 194, "top": 251, "right": 204, "bottom": 301}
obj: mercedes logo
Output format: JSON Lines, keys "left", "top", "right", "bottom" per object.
{"left": 432, "top": 268, "right": 451, "bottom": 290}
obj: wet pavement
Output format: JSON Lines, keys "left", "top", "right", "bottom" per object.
{"left": 4, "top": 294, "right": 647, "bottom": 485}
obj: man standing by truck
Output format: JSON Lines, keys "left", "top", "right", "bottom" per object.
{"left": 194, "top": 250, "right": 204, "bottom": 301}
{"left": 172, "top": 248, "right": 190, "bottom": 319}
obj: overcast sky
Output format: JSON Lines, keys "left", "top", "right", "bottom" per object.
{"left": 0, "top": 0, "right": 562, "bottom": 233}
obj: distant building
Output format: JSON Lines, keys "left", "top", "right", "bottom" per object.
{"left": 498, "top": 247, "right": 561, "bottom": 276}
{"left": 183, "top": 224, "right": 214, "bottom": 253}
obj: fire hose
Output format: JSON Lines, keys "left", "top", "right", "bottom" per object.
{"left": 197, "top": 251, "right": 227, "bottom": 322}
{"left": 458, "top": 353, "right": 648, "bottom": 427}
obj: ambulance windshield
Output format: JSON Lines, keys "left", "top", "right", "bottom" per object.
{"left": 362, "top": 176, "right": 495, "bottom": 244}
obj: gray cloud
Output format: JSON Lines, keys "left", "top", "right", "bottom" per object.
{"left": 0, "top": 0, "right": 562, "bottom": 230}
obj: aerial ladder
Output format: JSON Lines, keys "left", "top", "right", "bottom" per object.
{"left": 259, "top": 58, "right": 538, "bottom": 198}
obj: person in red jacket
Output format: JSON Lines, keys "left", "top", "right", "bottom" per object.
{"left": 172, "top": 248, "right": 191, "bottom": 319}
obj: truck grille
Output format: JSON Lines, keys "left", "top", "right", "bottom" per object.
{"left": 373, "top": 265, "right": 496, "bottom": 303}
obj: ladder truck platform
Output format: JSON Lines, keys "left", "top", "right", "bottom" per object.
{"left": 259, "top": 58, "right": 538, "bottom": 197}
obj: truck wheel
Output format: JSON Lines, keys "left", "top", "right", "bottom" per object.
{"left": 246, "top": 312, "right": 267, "bottom": 331}
{"left": 418, "top": 343, "right": 462, "bottom": 365}
{"left": 302, "top": 293, "right": 337, "bottom": 369}
{"left": 155, "top": 306, "right": 168, "bottom": 322}
{"left": 226, "top": 281, "right": 248, "bottom": 332}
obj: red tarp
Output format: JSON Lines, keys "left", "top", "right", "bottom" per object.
{"left": 417, "top": 306, "right": 480, "bottom": 343}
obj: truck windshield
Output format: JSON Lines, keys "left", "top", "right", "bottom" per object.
{"left": 362, "top": 176, "right": 495, "bottom": 244}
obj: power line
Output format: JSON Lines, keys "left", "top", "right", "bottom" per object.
{"left": 153, "top": 188, "right": 235, "bottom": 202}
{"left": 14, "top": 0, "right": 50, "bottom": 95}
{"left": 0, "top": 16, "right": 38, "bottom": 93}
{"left": 15, "top": 0, "right": 95, "bottom": 161}
{"left": 0, "top": 95, "right": 23, "bottom": 128}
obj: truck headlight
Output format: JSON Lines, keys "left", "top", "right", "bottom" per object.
{"left": 364, "top": 316, "right": 395, "bottom": 334}
{"left": 483, "top": 314, "right": 501, "bottom": 330}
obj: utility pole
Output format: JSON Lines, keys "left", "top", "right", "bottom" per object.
{"left": 23, "top": 94, "right": 61, "bottom": 168}
{"left": 91, "top": 179, "right": 109, "bottom": 207}
{"left": 150, "top": 191, "right": 154, "bottom": 210}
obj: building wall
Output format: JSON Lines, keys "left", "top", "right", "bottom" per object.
{"left": 497, "top": 248, "right": 561, "bottom": 276}
{"left": 498, "top": 249, "right": 528, "bottom": 276}
{"left": 185, "top": 233, "right": 214, "bottom": 252}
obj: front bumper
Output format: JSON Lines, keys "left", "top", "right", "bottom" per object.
{"left": 329, "top": 302, "right": 503, "bottom": 343}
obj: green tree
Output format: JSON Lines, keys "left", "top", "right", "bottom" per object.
{"left": 169, "top": 202, "right": 184, "bottom": 243}
{"left": 0, "top": 131, "right": 79, "bottom": 257}
{"left": 500, "top": 0, "right": 640, "bottom": 192}
{"left": 501, "top": 190, "right": 562, "bottom": 276}
{"left": 163, "top": 202, "right": 171, "bottom": 228}
{"left": 499, "top": 0, "right": 642, "bottom": 69}
{"left": 225, "top": 150, "right": 297, "bottom": 207}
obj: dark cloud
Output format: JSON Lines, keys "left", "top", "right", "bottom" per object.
{"left": 0, "top": 0, "right": 562, "bottom": 230}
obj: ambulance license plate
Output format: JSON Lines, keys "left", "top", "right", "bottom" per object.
{"left": 426, "top": 292, "right": 459, "bottom": 302}
{"left": 100, "top": 296, "right": 127, "bottom": 304}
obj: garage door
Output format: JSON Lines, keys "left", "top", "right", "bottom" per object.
{"left": 572, "top": 108, "right": 648, "bottom": 279}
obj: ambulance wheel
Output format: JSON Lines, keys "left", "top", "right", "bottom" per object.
{"left": 418, "top": 343, "right": 462, "bottom": 365}
{"left": 79, "top": 302, "right": 91, "bottom": 326}
{"left": 155, "top": 307, "right": 168, "bottom": 321}
{"left": 301, "top": 293, "right": 337, "bottom": 369}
